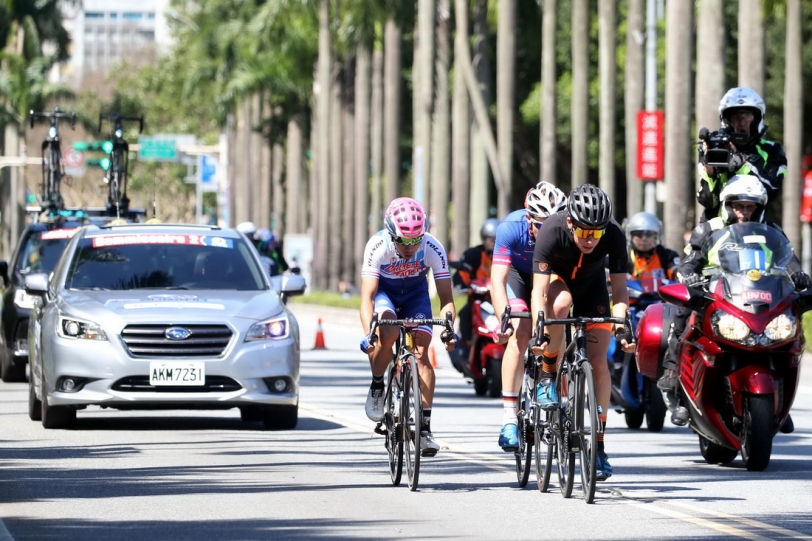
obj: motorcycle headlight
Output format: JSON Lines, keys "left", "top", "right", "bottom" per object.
{"left": 713, "top": 310, "right": 750, "bottom": 342}
{"left": 58, "top": 317, "right": 108, "bottom": 341}
{"left": 763, "top": 313, "right": 796, "bottom": 341}
{"left": 245, "top": 315, "right": 289, "bottom": 341}
{"left": 14, "top": 289, "right": 37, "bottom": 310}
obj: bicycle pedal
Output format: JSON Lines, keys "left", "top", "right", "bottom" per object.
{"left": 373, "top": 423, "right": 386, "bottom": 436}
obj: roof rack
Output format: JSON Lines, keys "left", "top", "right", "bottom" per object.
{"left": 98, "top": 222, "right": 222, "bottom": 230}
{"left": 25, "top": 205, "right": 149, "bottom": 224}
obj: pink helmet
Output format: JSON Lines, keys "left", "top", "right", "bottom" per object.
{"left": 385, "top": 197, "right": 428, "bottom": 239}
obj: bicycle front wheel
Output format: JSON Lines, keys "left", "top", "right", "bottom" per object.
{"left": 555, "top": 367, "right": 575, "bottom": 498}
{"left": 534, "top": 404, "right": 553, "bottom": 493}
{"left": 385, "top": 365, "right": 403, "bottom": 486}
{"left": 515, "top": 389, "right": 532, "bottom": 488}
{"left": 577, "top": 361, "right": 599, "bottom": 504}
{"left": 402, "top": 353, "right": 422, "bottom": 491}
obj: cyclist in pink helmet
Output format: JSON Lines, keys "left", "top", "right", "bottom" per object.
{"left": 360, "top": 197, "right": 458, "bottom": 456}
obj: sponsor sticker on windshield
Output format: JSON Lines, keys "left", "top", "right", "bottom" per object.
{"left": 741, "top": 290, "right": 772, "bottom": 303}
{"left": 743, "top": 235, "right": 767, "bottom": 244}
{"left": 90, "top": 234, "right": 233, "bottom": 249}
{"left": 41, "top": 228, "right": 78, "bottom": 240}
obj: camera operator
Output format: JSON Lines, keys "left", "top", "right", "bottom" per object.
{"left": 697, "top": 87, "right": 787, "bottom": 222}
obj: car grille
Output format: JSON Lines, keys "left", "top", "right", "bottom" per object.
{"left": 111, "top": 375, "right": 242, "bottom": 393}
{"left": 120, "top": 324, "right": 233, "bottom": 357}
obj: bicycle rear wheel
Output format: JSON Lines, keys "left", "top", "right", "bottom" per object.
{"left": 402, "top": 353, "right": 422, "bottom": 491}
{"left": 534, "top": 404, "right": 553, "bottom": 493}
{"left": 515, "top": 389, "right": 532, "bottom": 487}
{"left": 555, "top": 367, "right": 575, "bottom": 498}
{"left": 577, "top": 361, "right": 599, "bottom": 504}
{"left": 385, "top": 365, "right": 403, "bottom": 486}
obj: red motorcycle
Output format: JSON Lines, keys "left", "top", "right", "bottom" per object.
{"left": 450, "top": 263, "right": 505, "bottom": 397}
{"left": 636, "top": 222, "right": 810, "bottom": 471}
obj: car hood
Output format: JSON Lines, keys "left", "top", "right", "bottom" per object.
{"left": 55, "top": 289, "right": 285, "bottom": 325}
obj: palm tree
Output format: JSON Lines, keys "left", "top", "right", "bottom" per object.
{"left": 315, "top": 0, "right": 332, "bottom": 290}
{"left": 624, "top": 0, "right": 644, "bottom": 216}
{"left": 663, "top": 0, "right": 694, "bottom": 251}
{"left": 540, "top": 0, "right": 557, "bottom": 189}
{"left": 571, "top": 0, "right": 588, "bottom": 190}
{"left": 383, "top": 14, "right": 402, "bottom": 205}
{"left": 414, "top": 0, "right": 435, "bottom": 208}
{"left": 431, "top": 0, "right": 451, "bottom": 248}
{"left": 782, "top": 0, "right": 802, "bottom": 249}
{"left": 497, "top": 0, "right": 516, "bottom": 214}
{"left": 738, "top": 0, "right": 765, "bottom": 95}
{"left": 452, "top": 0, "right": 471, "bottom": 256}
{"left": 598, "top": 0, "right": 617, "bottom": 206}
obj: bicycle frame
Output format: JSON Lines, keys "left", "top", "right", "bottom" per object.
{"left": 99, "top": 113, "right": 144, "bottom": 215}
{"left": 29, "top": 109, "right": 76, "bottom": 211}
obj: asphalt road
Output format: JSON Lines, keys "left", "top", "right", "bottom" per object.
{"left": 0, "top": 301, "right": 810, "bottom": 540}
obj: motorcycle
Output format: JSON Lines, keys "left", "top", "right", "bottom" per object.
{"left": 636, "top": 222, "right": 811, "bottom": 471}
{"left": 608, "top": 274, "right": 668, "bottom": 431}
{"left": 449, "top": 262, "right": 505, "bottom": 397}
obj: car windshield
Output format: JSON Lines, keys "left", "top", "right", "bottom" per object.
{"left": 65, "top": 232, "right": 266, "bottom": 291}
{"left": 16, "top": 228, "right": 79, "bottom": 275}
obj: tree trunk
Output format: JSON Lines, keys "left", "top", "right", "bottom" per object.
{"left": 251, "top": 91, "right": 263, "bottom": 224}
{"left": 496, "top": 0, "right": 515, "bottom": 214}
{"left": 470, "top": 0, "right": 491, "bottom": 236}
{"left": 540, "top": 0, "right": 557, "bottom": 189}
{"left": 571, "top": 0, "right": 588, "bottom": 190}
{"left": 664, "top": 0, "right": 694, "bottom": 251}
{"left": 260, "top": 93, "right": 273, "bottom": 229}
{"left": 285, "top": 115, "right": 304, "bottom": 234}
{"left": 624, "top": 0, "right": 644, "bottom": 216}
{"left": 355, "top": 44, "right": 371, "bottom": 274}
{"left": 329, "top": 66, "right": 343, "bottom": 291}
{"left": 414, "top": 0, "right": 435, "bottom": 208}
{"left": 370, "top": 48, "right": 384, "bottom": 237}
{"left": 452, "top": 0, "right": 471, "bottom": 257}
{"left": 783, "top": 0, "right": 802, "bottom": 249}
{"left": 272, "top": 142, "right": 284, "bottom": 235}
{"left": 342, "top": 62, "right": 356, "bottom": 285}
{"left": 384, "top": 16, "right": 402, "bottom": 204}
{"left": 315, "top": 0, "right": 332, "bottom": 290}
{"left": 737, "top": 0, "right": 764, "bottom": 95}
{"left": 598, "top": 0, "right": 616, "bottom": 207}
{"left": 431, "top": 0, "right": 451, "bottom": 248}
{"left": 235, "top": 98, "right": 250, "bottom": 225}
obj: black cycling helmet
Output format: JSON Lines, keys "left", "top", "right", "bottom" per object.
{"left": 567, "top": 184, "right": 613, "bottom": 228}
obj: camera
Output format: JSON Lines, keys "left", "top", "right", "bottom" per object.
{"left": 698, "top": 127, "right": 749, "bottom": 169}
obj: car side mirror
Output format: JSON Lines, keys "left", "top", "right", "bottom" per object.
{"left": 280, "top": 274, "right": 306, "bottom": 297}
{"left": 24, "top": 272, "right": 49, "bottom": 296}
{"left": 0, "top": 260, "right": 8, "bottom": 287}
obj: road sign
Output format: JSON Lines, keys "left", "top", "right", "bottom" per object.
{"left": 63, "top": 148, "right": 85, "bottom": 177}
{"left": 73, "top": 141, "right": 113, "bottom": 153}
{"left": 637, "top": 110, "right": 664, "bottom": 181}
{"left": 199, "top": 154, "right": 218, "bottom": 192}
{"left": 138, "top": 134, "right": 197, "bottom": 162}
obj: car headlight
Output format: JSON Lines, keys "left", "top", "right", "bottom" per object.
{"left": 58, "top": 316, "right": 108, "bottom": 341}
{"left": 14, "top": 289, "right": 36, "bottom": 309}
{"left": 245, "top": 315, "right": 289, "bottom": 341}
{"left": 713, "top": 310, "right": 750, "bottom": 342}
{"left": 764, "top": 313, "right": 796, "bottom": 341}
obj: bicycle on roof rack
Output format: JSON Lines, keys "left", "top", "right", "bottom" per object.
{"left": 98, "top": 112, "right": 144, "bottom": 217}
{"left": 29, "top": 108, "right": 77, "bottom": 212}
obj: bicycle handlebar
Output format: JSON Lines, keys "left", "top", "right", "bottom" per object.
{"left": 535, "top": 310, "right": 634, "bottom": 345}
{"left": 98, "top": 113, "right": 144, "bottom": 134}
{"left": 29, "top": 109, "right": 77, "bottom": 130}
{"left": 366, "top": 311, "right": 455, "bottom": 347}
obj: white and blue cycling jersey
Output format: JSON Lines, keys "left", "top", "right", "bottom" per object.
{"left": 361, "top": 230, "right": 451, "bottom": 335}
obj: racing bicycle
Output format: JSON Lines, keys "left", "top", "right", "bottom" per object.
{"left": 534, "top": 310, "right": 631, "bottom": 504}
{"left": 98, "top": 112, "right": 144, "bottom": 216}
{"left": 29, "top": 108, "right": 77, "bottom": 211}
{"left": 368, "top": 312, "right": 454, "bottom": 491}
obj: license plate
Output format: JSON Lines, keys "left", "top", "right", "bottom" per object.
{"left": 149, "top": 362, "right": 205, "bottom": 386}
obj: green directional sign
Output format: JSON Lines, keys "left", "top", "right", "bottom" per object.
{"left": 85, "top": 157, "right": 111, "bottom": 170}
{"left": 74, "top": 141, "right": 113, "bottom": 153}
{"left": 139, "top": 136, "right": 177, "bottom": 161}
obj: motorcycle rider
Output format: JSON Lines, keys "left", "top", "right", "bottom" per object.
{"left": 697, "top": 87, "right": 787, "bottom": 221}
{"left": 359, "top": 197, "right": 458, "bottom": 456}
{"left": 626, "top": 212, "right": 680, "bottom": 282}
{"left": 531, "top": 184, "right": 635, "bottom": 481}
{"left": 658, "top": 175, "right": 810, "bottom": 429}
{"left": 491, "top": 181, "right": 567, "bottom": 452}
{"left": 236, "top": 222, "right": 289, "bottom": 276}
{"left": 451, "top": 218, "right": 499, "bottom": 373}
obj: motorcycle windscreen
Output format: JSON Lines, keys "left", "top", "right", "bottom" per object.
{"left": 715, "top": 273, "right": 794, "bottom": 313}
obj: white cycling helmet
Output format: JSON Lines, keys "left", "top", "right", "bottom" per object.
{"left": 236, "top": 221, "right": 257, "bottom": 236}
{"left": 525, "top": 181, "right": 567, "bottom": 220}
{"left": 720, "top": 174, "right": 767, "bottom": 224}
{"left": 718, "top": 87, "right": 767, "bottom": 145}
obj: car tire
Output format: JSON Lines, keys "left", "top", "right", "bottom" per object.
{"left": 1, "top": 353, "right": 26, "bottom": 383}
{"left": 239, "top": 406, "right": 263, "bottom": 423}
{"left": 28, "top": 375, "right": 42, "bottom": 421}
{"left": 41, "top": 380, "right": 76, "bottom": 429}
{"left": 261, "top": 404, "right": 298, "bottom": 430}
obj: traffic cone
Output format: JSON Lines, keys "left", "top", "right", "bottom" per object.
{"left": 313, "top": 318, "right": 327, "bottom": 350}
{"left": 429, "top": 343, "right": 438, "bottom": 368}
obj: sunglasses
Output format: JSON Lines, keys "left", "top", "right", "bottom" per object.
{"left": 529, "top": 220, "right": 543, "bottom": 229}
{"left": 631, "top": 231, "right": 657, "bottom": 238}
{"left": 394, "top": 235, "right": 424, "bottom": 246}
{"left": 573, "top": 226, "right": 606, "bottom": 240}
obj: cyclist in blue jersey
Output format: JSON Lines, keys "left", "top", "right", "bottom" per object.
{"left": 359, "top": 197, "right": 458, "bottom": 456}
{"left": 491, "top": 181, "right": 567, "bottom": 451}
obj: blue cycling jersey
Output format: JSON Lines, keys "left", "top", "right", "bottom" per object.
{"left": 493, "top": 209, "right": 536, "bottom": 275}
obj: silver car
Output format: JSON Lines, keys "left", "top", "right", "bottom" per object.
{"left": 25, "top": 223, "right": 306, "bottom": 430}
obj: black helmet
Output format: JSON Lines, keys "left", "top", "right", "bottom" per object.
{"left": 567, "top": 184, "right": 613, "bottom": 228}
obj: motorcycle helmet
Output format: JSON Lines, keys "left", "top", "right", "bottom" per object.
{"left": 718, "top": 87, "right": 767, "bottom": 146}
{"left": 236, "top": 221, "right": 257, "bottom": 237}
{"left": 480, "top": 218, "right": 499, "bottom": 240}
{"left": 384, "top": 197, "right": 428, "bottom": 240}
{"left": 525, "top": 181, "right": 567, "bottom": 221}
{"left": 254, "top": 227, "right": 276, "bottom": 250}
{"left": 625, "top": 211, "right": 662, "bottom": 250}
{"left": 720, "top": 174, "right": 767, "bottom": 224}
{"left": 567, "top": 184, "right": 613, "bottom": 228}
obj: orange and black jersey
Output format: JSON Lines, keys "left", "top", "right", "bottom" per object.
{"left": 532, "top": 212, "right": 627, "bottom": 283}
{"left": 629, "top": 245, "right": 680, "bottom": 281}
{"left": 452, "top": 244, "right": 492, "bottom": 288}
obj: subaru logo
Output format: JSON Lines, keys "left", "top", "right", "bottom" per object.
{"left": 165, "top": 327, "right": 191, "bottom": 340}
